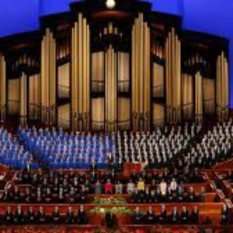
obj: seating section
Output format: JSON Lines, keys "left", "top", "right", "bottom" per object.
{"left": 0, "top": 119, "right": 233, "bottom": 231}
{"left": 0, "top": 127, "right": 38, "bottom": 169}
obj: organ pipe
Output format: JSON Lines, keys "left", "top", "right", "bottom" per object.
{"left": 0, "top": 54, "right": 6, "bottom": 122}
{"left": 20, "top": 72, "right": 27, "bottom": 126}
{"left": 132, "top": 13, "right": 151, "bottom": 132}
{"left": 216, "top": 52, "right": 229, "bottom": 121}
{"left": 71, "top": 13, "right": 90, "bottom": 132}
{"left": 195, "top": 71, "right": 203, "bottom": 124}
{"left": 165, "top": 28, "right": 181, "bottom": 123}
{"left": 106, "top": 45, "right": 117, "bottom": 133}
{"left": 41, "top": 28, "right": 56, "bottom": 125}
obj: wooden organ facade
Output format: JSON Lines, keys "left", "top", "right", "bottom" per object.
{"left": 0, "top": 0, "right": 229, "bottom": 132}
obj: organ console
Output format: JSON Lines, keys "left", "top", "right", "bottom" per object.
{"left": 0, "top": 0, "right": 229, "bottom": 132}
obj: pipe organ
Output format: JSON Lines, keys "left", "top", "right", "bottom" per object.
{"left": 0, "top": 0, "right": 230, "bottom": 131}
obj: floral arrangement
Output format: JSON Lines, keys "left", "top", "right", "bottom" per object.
{"left": 89, "top": 206, "right": 132, "bottom": 214}
{"left": 92, "top": 197, "right": 127, "bottom": 205}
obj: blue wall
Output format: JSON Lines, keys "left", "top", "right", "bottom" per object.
{"left": 0, "top": 0, "right": 39, "bottom": 37}
{"left": 0, "top": 0, "right": 232, "bottom": 106}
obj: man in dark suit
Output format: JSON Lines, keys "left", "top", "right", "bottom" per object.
{"left": 13, "top": 205, "right": 25, "bottom": 225}
{"left": 26, "top": 206, "right": 36, "bottom": 224}
{"left": 37, "top": 206, "right": 47, "bottom": 224}
{"left": 66, "top": 206, "right": 75, "bottom": 224}
{"left": 180, "top": 206, "right": 189, "bottom": 224}
{"left": 52, "top": 206, "right": 61, "bottom": 224}
{"left": 145, "top": 206, "right": 156, "bottom": 225}
{"left": 5, "top": 206, "right": 13, "bottom": 225}
{"left": 170, "top": 206, "right": 179, "bottom": 224}
{"left": 159, "top": 205, "right": 167, "bottom": 224}
{"left": 77, "top": 205, "right": 88, "bottom": 224}
{"left": 132, "top": 207, "right": 143, "bottom": 225}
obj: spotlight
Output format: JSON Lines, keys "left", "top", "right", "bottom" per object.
{"left": 106, "top": 0, "right": 116, "bottom": 10}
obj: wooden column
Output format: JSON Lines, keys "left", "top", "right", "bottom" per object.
{"left": 0, "top": 54, "right": 6, "bottom": 122}
{"left": 71, "top": 13, "right": 90, "bottom": 132}
{"left": 41, "top": 28, "right": 56, "bottom": 125}
{"left": 195, "top": 71, "right": 203, "bottom": 124}
{"left": 132, "top": 13, "right": 151, "bottom": 132}
{"left": 165, "top": 28, "right": 181, "bottom": 123}
{"left": 20, "top": 72, "right": 27, "bottom": 126}
{"left": 105, "top": 45, "right": 117, "bottom": 133}
{"left": 216, "top": 52, "right": 229, "bottom": 121}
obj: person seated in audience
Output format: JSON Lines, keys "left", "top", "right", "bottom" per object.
{"left": 37, "top": 206, "right": 47, "bottom": 224}
{"left": 52, "top": 206, "right": 61, "bottom": 224}
{"left": 176, "top": 186, "right": 184, "bottom": 202}
{"left": 12, "top": 186, "right": 21, "bottom": 202}
{"left": 44, "top": 187, "right": 52, "bottom": 203}
{"left": 66, "top": 206, "right": 75, "bottom": 224}
{"left": 13, "top": 205, "right": 25, "bottom": 225}
{"left": 79, "top": 185, "right": 87, "bottom": 203}
{"left": 170, "top": 206, "right": 179, "bottom": 224}
{"left": 127, "top": 179, "right": 135, "bottom": 194}
{"left": 115, "top": 180, "right": 123, "bottom": 194}
{"left": 180, "top": 206, "right": 189, "bottom": 224}
{"left": 170, "top": 178, "right": 178, "bottom": 194}
{"left": 145, "top": 206, "right": 156, "bottom": 225}
{"left": 4, "top": 206, "right": 13, "bottom": 225}
{"left": 95, "top": 180, "right": 102, "bottom": 194}
{"left": 132, "top": 207, "right": 143, "bottom": 225}
{"left": 190, "top": 206, "right": 199, "bottom": 224}
{"left": 57, "top": 187, "right": 65, "bottom": 203}
{"left": 131, "top": 189, "right": 140, "bottom": 203}
{"left": 199, "top": 186, "right": 206, "bottom": 202}
{"left": 130, "top": 170, "right": 138, "bottom": 183}
{"left": 26, "top": 206, "right": 36, "bottom": 224}
{"left": 187, "top": 186, "right": 197, "bottom": 202}
{"left": 90, "top": 171, "right": 98, "bottom": 184}
{"left": 105, "top": 211, "right": 117, "bottom": 229}
{"left": 159, "top": 204, "right": 167, "bottom": 224}
{"left": 137, "top": 178, "right": 145, "bottom": 192}
{"left": 221, "top": 203, "right": 230, "bottom": 224}
{"left": 90, "top": 159, "right": 97, "bottom": 172}
{"left": 78, "top": 172, "right": 86, "bottom": 185}
{"left": 160, "top": 179, "right": 167, "bottom": 202}
{"left": 104, "top": 179, "right": 114, "bottom": 194}
{"left": 23, "top": 187, "right": 32, "bottom": 203}
{"left": 35, "top": 187, "right": 43, "bottom": 203}
{"left": 77, "top": 205, "right": 88, "bottom": 225}
{"left": 144, "top": 187, "right": 151, "bottom": 203}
